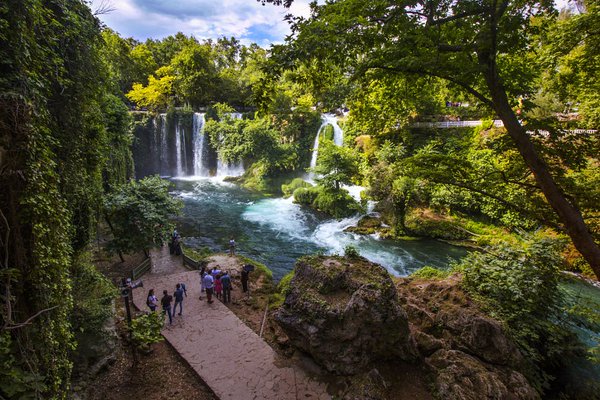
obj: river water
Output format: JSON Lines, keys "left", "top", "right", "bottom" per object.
{"left": 171, "top": 177, "right": 467, "bottom": 280}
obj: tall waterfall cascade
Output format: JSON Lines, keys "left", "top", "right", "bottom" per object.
{"left": 309, "top": 114, "right": 344, "bottom": 176}
{"left": 136, "top": 112, "right": 246, "bottom": 179}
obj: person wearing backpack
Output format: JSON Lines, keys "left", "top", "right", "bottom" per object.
{"left": 173, "top": 283, "right": 185, "bottom": 316}
{"left": 146, "top": 289, "right": 158, "bottom": 312}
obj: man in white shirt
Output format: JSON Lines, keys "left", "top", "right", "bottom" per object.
{"left": 202, "top": 273, "right": 215, "bottom": 304}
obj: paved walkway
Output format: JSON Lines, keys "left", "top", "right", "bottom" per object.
{"left": 132, "top": 247, "right": 329, "bottom": 400}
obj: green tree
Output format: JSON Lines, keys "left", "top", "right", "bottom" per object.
{"left": 103, "top": 176, "right": 183, "bottom": 258}
{"left": 126, "top": 66, "right": 175, "bottom": 110}
{"left": 274, "top": 0, "right": 600, "bottom": 278}
{"left": 314, "top": 140, "right": 360, "bottom": 190}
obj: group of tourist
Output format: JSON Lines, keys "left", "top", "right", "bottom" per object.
{"left": 199, "top": 266, "right": 232, "bottom": 304}
{"left": 145, "top": 267, "right": 241, "bottom": 326}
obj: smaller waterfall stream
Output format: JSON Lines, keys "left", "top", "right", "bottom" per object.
{"left": 175, "top": 120, "right": 183, "bottom": 176}
{"left": 309, "top": 114, "right": 344, "bottom": 177}
{"left": 159, "top": 114, "right": 168, "bottom": 175}
{"left": 193, "top": 113, "right": 207, "bottom": 176}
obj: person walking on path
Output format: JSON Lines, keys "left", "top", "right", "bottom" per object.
{"left": 146, "top": 289, "right": 158, "bottom": 312}
{"left": 229, "top": 237, "right": 235, "bottom": 256}
{"left": 161, "top": 290, "right": 173, "bottom": 325}
{"left": 173, "top": 283, "right": 185, "bottom": 316}
{"left": 221, "top": 271, "right": 232, "bottom": 304}
{"left": 203, "top": 273, "right": 215, "bottom": 304}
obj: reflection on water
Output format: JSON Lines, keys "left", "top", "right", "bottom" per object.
{"left": 171, "top": 177, "right": 467, "bottom": 280}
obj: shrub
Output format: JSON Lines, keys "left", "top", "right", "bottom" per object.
{"left": 410, "top": 266, "right": 450, "bottom": 279}
{"left": 454, "top": 234, "right": 581, "bottom": 391}
{"left": 313, "top": 188, "right": 362, "bottom": 218}
{"left": 130, "top": 312, "right": 164, "bottom": 349}
{"left": 282, "top": 178, "right": 313, "bottom": 197}
{"left": 293, "top": 186, "right": 320, "bottom": 205}
{"left": 344, "top": 245, "right": 360, "bottom": 258}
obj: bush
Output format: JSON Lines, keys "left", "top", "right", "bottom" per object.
{"left": 293, "top": 186, "right": 320, "bottom": 205}
{"left": 454, "top": 234, "right": 581, "bottom": 391}
{"left": 130, "top": 312, "right": 164, "bottom": 349}
{"left": 344, "top": 245, "right": 360, "bottom": 258}
{"left": 282, "top": 178, "right": 313, "bottom": 197}
{"left": 410, "top": 266, "right": 450, "bottom": 279}
{"left": 313, "top": 188, "right": 362, "bottom": 218}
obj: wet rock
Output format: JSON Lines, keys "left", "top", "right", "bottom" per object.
{"left": 275, "top": 255, "right": 411, "bottom": 375}
{"left": 344, "top": 216, "right": 382, "bottom": 235}
{"left": 342, "top": 368, "right": 389, "bottom": 400}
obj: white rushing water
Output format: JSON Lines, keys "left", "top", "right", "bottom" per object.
{"left": 159, "top": 113, "right": 168, "bottom": 175}
{"left": 309, "top": 114, "right": 345, "bottom": 178}
{"left": 193, "top": 113, "right": 207, "bottom": 176}
{"left": 175, "top": 120, "right": 183, "bottom": 176}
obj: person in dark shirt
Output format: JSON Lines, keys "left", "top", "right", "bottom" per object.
{"left": 221, "top": 271, "right": 232, "bottom": 304}
{"left": 241, "top": 269, "right": 249, "bottom": 293}
{"left": 161, "top": 290, "right": 173, "bottom": 325}
{"left": 173, "top": 283, "right": 185, "bottom": 316}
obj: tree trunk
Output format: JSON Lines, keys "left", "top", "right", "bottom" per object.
{"left": 484, "top": 70, "right": 600, "bottom": 279}
{"left": 103, "top": 213, "right": 125, "bottom": 262}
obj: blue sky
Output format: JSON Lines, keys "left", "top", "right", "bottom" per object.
{"left": 89, "top": 0, "right": 315, "bottom": 46}
{"left": 90, "top": 0, "right": 573, "bottom": 47}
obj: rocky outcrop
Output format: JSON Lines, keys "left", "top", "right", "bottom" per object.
{"left": 398, "top": 276, "right": 539, "bottom": 400}
{"left": 274, "top": 255, "right": 412, "bottom": 375}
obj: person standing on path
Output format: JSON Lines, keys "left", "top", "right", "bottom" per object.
{"left": 229, "top": 237, "right": 235, "bottom": 256}
{"left": 147, "top": 289, "right": 158, "bottom": 312}
{"left": 161, "top": 290, "right": 173, "bottom": 325}
{"left": 203, "top": 272, "right": 215, "bottom": 304}
{"left": 241, "top": 268, "right": 249, "bottom": 293}
{"left": 173, "top": 283, "right": 185, "bottom": 316}
{"left": 221, "top": 271, "right": 232, "bottom": 304}
{"left": 214, "top": 274, "right": 222, "bottom": 300}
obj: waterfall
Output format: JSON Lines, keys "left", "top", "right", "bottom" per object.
{"left": 216, "top": 160, "right": 245, "bottom": 177}
{"left": 159, "top": 113, "right": 168, "bottom": 175}
{"left": 193, "top": 113, "right": 207, "bottom": 176}
{"left": 309, "top": 114, "right": 344, "bottom": 177}
{"left": 175, "top": 120, "right": 183, "bottom": 176}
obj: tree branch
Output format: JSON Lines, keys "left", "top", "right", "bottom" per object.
{"left": 3, "top": 306, "right": 59, "bottom": 331}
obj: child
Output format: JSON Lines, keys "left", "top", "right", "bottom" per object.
{"left": 214, "top": 274, "right": 223, "bottom": 300}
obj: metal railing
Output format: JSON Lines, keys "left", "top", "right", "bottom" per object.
{"left": 131, "top": 257, "right": 151, "bottom": 280}
{"left": 182, "top": 253, "right": 200, "bottom": 271}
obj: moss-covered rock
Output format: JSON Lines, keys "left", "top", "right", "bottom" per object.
{"left": 274, "top": 255, "right": 412, "bottom": 375}
{"left": 344, "top": 215, "right": 382, "bottom": 235}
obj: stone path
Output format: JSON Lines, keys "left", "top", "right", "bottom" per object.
{"left": 132, "top": 247, "right": 329, "bottom": 400}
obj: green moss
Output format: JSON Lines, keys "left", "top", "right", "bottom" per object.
{"left": 410, "top": 266, "right": 451, "bottom": 280}
{"left": 181, "top": 244, "right": 212, "bottom": 262}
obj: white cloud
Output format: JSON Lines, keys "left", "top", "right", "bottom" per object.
{"left": 89, "top": 0, "right": 315, "bottom": 46}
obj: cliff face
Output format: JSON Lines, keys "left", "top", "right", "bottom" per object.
{"left": 276, "top": 255, "right": 539, "bottom": 400}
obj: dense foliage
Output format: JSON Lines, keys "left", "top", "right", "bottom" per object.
{"left": 0, "top": 1, "right": 134, "bottom": 397}
{"left": 104, "top": 176, "right": 183, "bottom": 257}
{"left": 455, "top": 234, "right": 592, "bottom": 394}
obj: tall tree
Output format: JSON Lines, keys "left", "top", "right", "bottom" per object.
{"left": 268, "top": 0, "right": 600, "bottom": 278}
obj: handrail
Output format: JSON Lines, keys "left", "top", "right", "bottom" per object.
{"left": 182, "top": 252, "right": 200, "bottom": 271}
{"left": 131, "top": 257, "right": 151, "bottom": 280}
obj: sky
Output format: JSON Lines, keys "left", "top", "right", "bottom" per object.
{"left": 89, "top": 0, "right": 315, "bottom": 47}
{"left": 89, "top": 0, "right": 574, "bottom": 47}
